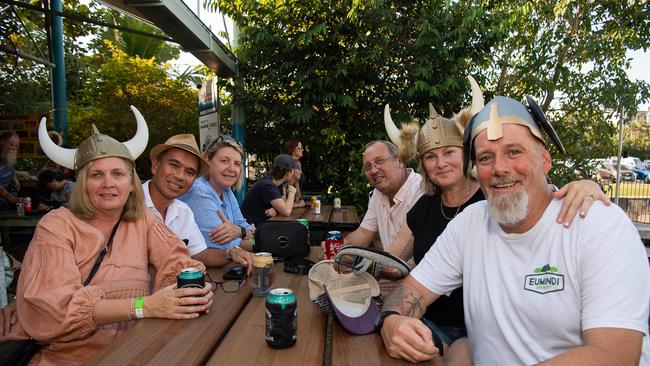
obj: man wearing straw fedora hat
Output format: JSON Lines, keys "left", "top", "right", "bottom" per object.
{"left": 145, "top": 134, "right": 253, "bottom": 269}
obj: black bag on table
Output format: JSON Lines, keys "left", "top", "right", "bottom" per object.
{"left": 0, "top": 338, "right": 41, "bottom": 366}
{"left": 254, "top": 221, "right": 310, "bottom": 259}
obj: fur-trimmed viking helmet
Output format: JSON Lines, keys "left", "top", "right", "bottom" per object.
{"left": 384, "top": 76, "right": 484, "bottom": 163}
{"left": 38, "top": 106, "right": 149, "bottom": 171}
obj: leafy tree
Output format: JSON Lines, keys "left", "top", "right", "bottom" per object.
{"left": 210, "top": 0, "right": 649, "bottom": 211}
{"left": 484, "top": 0, "right": 650, "bottom": 185}
{"left": 68, "top": 42, "right": 199, "bottom": 177}
{"left": 0, "top": 0, "right": 101, "bottom": 115}
{"left": 210, "top": 0, "right": 501, "bottom": 210}
{"left": 90, "top": 10, "right": 181, "bottom": 63}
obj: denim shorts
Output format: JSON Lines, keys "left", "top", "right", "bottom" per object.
{"left": 421, "top": 318, "right": 467, "bottom": 346}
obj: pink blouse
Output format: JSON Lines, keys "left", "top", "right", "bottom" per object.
{"left": 1, "top": 208, "right": 204, "bottom": 365}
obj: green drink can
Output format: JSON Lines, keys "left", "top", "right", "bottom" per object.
{"left": 265, "top": 288, "right": 297, "bottom": 348}
{"left": 176, "top": 268, "right": 205, "bottom": 290}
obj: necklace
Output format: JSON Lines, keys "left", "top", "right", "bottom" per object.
{"left": 440, "top": 183, "right": 473, "bottom": 221}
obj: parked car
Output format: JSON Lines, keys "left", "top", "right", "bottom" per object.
{"left": 592, "top": 161, "right": 617, "bottom": 182}
{"left": 632, "top": 166, "right": 650, "bottom": 182}
{"left": 620, "top": 169, "right": 637, "bottom": 182}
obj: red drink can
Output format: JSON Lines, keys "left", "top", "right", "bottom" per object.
{"left": 324, "top": 231, "right": 344, "bottom": 260}
{"left": 23, "top": 197, "right": 32, "bottom": 212}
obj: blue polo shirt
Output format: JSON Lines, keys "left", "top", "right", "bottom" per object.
{"left": 179, "top": 177, "right": 252, "bottom": 250}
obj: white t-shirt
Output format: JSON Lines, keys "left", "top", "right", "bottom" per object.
{"left": 360, "top": 169, "right": 422, "bottom": 250}
{"left": 142, "top": 181, "right": 207, "bottom": 256}
{"left": 411, "top": 199, "right": 650, "bottom": 365}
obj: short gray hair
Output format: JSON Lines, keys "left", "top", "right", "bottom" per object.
{"left": 364, "top": 140, "right": 400, "bottom": 160}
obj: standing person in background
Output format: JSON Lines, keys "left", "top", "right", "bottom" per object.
{"left": 241, "top": 154, "right": 299, "bottom": 226}
{"left": 285, "top": 139, "right": 306, "bottom": 207}
{"left": 180, "top": 135, "right": 255, "bottom": 252}
{"left": 0, "top": 131, "right": 25, "bottom": 208}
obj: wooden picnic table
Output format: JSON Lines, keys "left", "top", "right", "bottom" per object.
{"left": 90, "top": 247, "right": 429, "bottom": 365}
{"left": 269, "top": 205, "right": 359, "bottom": 232}
{"left": 86, "top": 265, "right": 251, "bottom": 366}
{"left": 0, "top": 210, "right": 44, "bottom": 246}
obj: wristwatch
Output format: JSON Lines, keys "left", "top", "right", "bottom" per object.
{"left": 374, "top": 310, "right": 400, "bottom": 333}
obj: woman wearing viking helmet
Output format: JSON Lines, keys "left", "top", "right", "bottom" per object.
{"left": 0, "top": 107, "right": 214, "bottom": 366}
{"left": 382, "top": 77, "right": 609, "bottom": 365}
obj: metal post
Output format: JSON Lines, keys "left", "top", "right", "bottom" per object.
{"left": 232, "top": 76, "right": 245, "bottom": 203}
{"left": 231, "top": 22, "right": 245, "bottom": 203}
{"left": 50, "top": 0, "right": 68, "bottom": 141}
{"left": 615, "top": 106, "right": 625, "bottom": 206}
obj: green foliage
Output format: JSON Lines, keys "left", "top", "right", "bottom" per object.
{"left": 483, "top": 0, "right": 650, "bottom": 186}
{"left": 209, "top": 0, "right": 501, "bottom": 212}
{"left": 68, "top": 42, "right": 198, "bottom": 177}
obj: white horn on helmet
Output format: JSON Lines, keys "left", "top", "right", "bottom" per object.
{"left": 122, "top": 105, "right": 149, "bottom": 160}
{"left": 428, "top": 103, "right": 439, "bottom": 118}
{"left": 384, "top": 104, "right": 401, "bottom": 146}
{"left": 468, "top": 75, "right": 484, "bottom": 115}
{"left": 38, "top": 117, "right": 76, "bottom": 169}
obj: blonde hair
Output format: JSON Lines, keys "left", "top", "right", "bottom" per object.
{"left": 68, "top": 158, "right": 145, "bottom": 221}
{"left": 204, "top": 141, "right": 245, "bottom": 191}
{"left": 417, "top": 148, "right": 476, "bottom": 196}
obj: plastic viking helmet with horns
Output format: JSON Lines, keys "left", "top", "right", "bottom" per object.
{"left": 383, "top": 76, "right": 485, "bottom": 163}
{"left": 38, "top": 106, "right": 149, "bottom": 170}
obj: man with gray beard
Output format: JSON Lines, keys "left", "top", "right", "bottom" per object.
{"left": 0, "top": 131, "right": 25, "bottom": 209}
{"left": 377, "top": 96, "right": 649, "bottom": 365}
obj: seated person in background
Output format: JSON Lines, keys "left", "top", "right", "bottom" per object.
{"left": 1, "top": 108, "right": 214, "bottom": 365}
{"left": 37, "top": 169, "right": 75, "bottom": 210}
{"left": 180, "top": 135, "right": 255, "bottom": 252}
{"left": 240, "top": 154, "right": 299, "bottom": 226}
{"left": 377, "top": 95, "right": 649, "bottom": 365}
{"left": 292, "top": 161, "right": 306, "bottom": 208}
{"left": 285, "top": 138, "right": 306, "bottom": 206}
{"left": 0, "top": 131, "right": 26, "bottom": 208}
{"left": 146, "top": 134, "right": 252, "bottom": 269}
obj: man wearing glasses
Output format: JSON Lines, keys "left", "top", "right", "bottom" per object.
{"left": 145, "top": 134, "right": 253, "bottom": 270}
{"left": 336, "top": 140, "right": 422, "bottom": 254}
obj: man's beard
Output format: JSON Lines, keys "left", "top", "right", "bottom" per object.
{"left": 0, "top": 150, "right": 17, "bottom": 166}
{"left": 487, "top": 188, "right": 529, "bottom": 227}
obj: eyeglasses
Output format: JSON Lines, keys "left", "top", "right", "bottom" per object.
{"left": 205, "top": 273, "right": 246, "bottom": 293}
{"left": 362, "top": 156, "right": 396, "bottom": 173}
{"left": 206, "top": 134, "right": 244, "bottom": 152}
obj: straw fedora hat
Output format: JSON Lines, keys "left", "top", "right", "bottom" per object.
{"left": 149, "top": 134, "right": 209, "bottom": 176}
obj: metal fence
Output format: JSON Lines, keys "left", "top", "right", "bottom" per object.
{"left": 601, "top": 181, "right": 650, "bottom": 224}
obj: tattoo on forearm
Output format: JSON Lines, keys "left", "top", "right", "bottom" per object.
{"left": 383, "top": 282, "right": 424, "bottom": 318}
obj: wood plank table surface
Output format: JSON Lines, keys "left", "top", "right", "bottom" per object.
{"left": 268, "top": 205, "right": 359, "bottom": 232}
{"left": 269, "top": 206, "right": 308, "bottom": 221}
{"left": 331, "top": 321, "right": 436, "bottom": 366}
{"left": 301, "top": 205, "right": 333, "bottom": 227}
{"left": 86, "top": 265, "right": 251, "bottom": 366}
{"left": 329, "top": 205, "right": 360, "bottom": 230}
{"left": 0, "top": 210, "right": 44, "bottom": 246}
{"left": 205, "top": 262, "right": 325, "bottom": 365}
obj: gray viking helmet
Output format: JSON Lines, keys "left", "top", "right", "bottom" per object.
{"left": 462, "top": 95, "right": 565, "bottom": 175}
{"left": 38, "top": 106, "right": 149, "bottom": 171}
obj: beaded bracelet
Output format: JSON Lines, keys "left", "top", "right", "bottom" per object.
{"left": 127, "top": 298, "right": 135, "bottom": 321}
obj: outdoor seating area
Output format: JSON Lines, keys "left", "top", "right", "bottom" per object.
{"left": 86, "top": 248, "right": 425, "bottom": 366}
{"left": 2, "top": 1, "right": 650, "bottom": 365}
